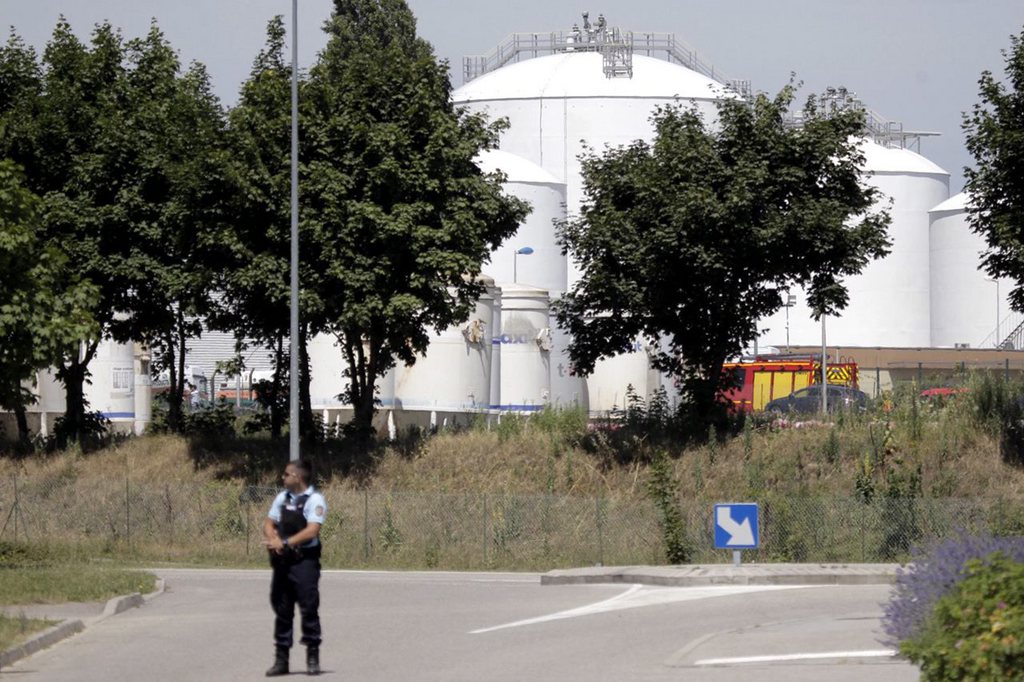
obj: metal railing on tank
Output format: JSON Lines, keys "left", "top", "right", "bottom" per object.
{"left": 462, "top": 25, "right": 749, "bottom": 97}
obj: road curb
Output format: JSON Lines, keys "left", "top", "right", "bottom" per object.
{"left": 0, "top": 577, "right": 166, "bottom": 670}
{"left": 0, "top": 619, "right": 84, "bottom": 669}
{"left": 541, "top": 564, "right": 899, "bottom": 587}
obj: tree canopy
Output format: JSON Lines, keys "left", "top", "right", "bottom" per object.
{"left": 964, "top": 26, "right": 1024, "bottom": 312}
{"left": 555, "top": 86, "right": 891, "bottom": 431}
{"left": 0, "top": 160, "right": 97, "bottom": 442}
{"left": 298, "top": 0, "right": 529, "bottom": 434}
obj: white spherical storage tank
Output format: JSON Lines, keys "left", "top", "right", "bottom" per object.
{"left": 498, "top": 284, "right": 552, "bottom": 411}
{"left": 757, "top": 140, "right": 950, "bottom": 349}
{"left": 929, "top": 192, "right": 1009, "bottom": 348}
{"left": 85, "top": 339, "right": 136, "bottom": 424}
{"left": 454, "top": 51, "right": 729, "bottom": 288}
{"left": 475, "top": 149, "right": 568, "bottom": 296}
{"left": 394, "top": 283, "right": 497, "bottom": 411}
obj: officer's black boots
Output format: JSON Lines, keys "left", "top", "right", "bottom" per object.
{"left": 306, "top": 646, "right": 321, "bottom": 675}
{"left": 265, "top": 645, "right": 289, "bottom": 677}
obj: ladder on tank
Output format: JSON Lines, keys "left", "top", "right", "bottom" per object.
{"left": 600, "top": 28, "right": 633, "bottom": 78}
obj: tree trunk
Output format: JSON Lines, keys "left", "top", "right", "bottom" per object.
{"left": 13, "top": 402, "right": 29, "bottom": 445}
{"left": 270, "top": 336, "right": 285, "bottom": 439}
{"left": 342, "top": 329, "right": 375, "bottom": 439}
{"left": 56, "top": 340, "right": 97, "bottom": 446}
{"left": 163, "top": 332, "right": 182, "bottom": 433}
{"left": 299, "top": 324, "right": 315, "bottom": 444}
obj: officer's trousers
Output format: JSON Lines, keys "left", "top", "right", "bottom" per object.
{"left": 269, "top": 548, "right": 322, "bottom": 648}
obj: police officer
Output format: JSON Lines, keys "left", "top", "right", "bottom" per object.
{"left": 262, "top": 460, "right": 327, "bottom": 676}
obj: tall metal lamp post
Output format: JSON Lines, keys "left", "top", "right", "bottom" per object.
{"left": 513, "top": 246, "right": 534, "bottom": 283}
{"left": 289, "top": 0, "right": 300, "bottom": 462}
{"left": 820, "top": 314, "right": 828, "bottom": 415}
{"left": 784, "top": 292, "right": 796, "bottom": 353}
{"left": 987, "top": 278, "right": 1000, "bottom": 347}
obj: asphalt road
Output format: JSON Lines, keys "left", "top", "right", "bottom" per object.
{"left": 7, "top": 568, "right": 919, "bottom": 681}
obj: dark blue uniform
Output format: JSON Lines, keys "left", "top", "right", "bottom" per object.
{"left": 267, "top": 488, "right": 327, "bottom": 649}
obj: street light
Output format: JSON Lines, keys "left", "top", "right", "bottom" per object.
{"left": 289, "top": 0, "right": 300, "bottom": 462}
{"left": 784, "top": 292, "right": 796, "bottom": 353}
{"left": 513, "top": 246, "right": 534, "bottom": 283}
{"left": 821, "top": 313, "right": 828, "bottom": 415}
{"left": 987, "top": 278, "right": 1000, "bottom": 347}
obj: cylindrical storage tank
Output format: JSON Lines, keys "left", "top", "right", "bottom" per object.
{"left": 929, "top": 192, "right": 1010, "bottom": 348}
{"left": 308, "top": 334, "right": 396, "bottom": 409}
{"left": 85, "top": 339, "right": 136, "bottom": 425}
{"left": 757, "top": 141, "right": 950, "bottom": 349}
{"left": 548, "top": 320, "right": 587, "bottom": 410}
{"left": 133, "top": 343, "right": 152, "bottom": 436}
{"left": 394, "top": 282, "right": 495, "bottom": 411}
{"left": 475, "top": 149, "right": 568, "bottom": 296}
{"left": 454, "top": 52, "right": 729, "bottom": 289}
{"left": 586, "top": 338, "right": 660, "bottom": 414}
{"left": 498, "top": 284, "right": 551, "bottom": 411}
{"left": 308, "top": 333, "right": 347, "bottom": 407}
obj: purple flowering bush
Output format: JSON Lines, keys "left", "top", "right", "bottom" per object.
{"left": 882, "top": 532, "right": 1024, "bottom": 647}
{"left": 899, "top": 554, "right": 1024, "bottom": 681}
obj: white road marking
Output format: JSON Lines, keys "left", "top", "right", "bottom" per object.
{"left": 471, "top": 584, "right": 809, "bottom": 634}
{"left": 694, "top": 649, "right": 897, "bottom": 666}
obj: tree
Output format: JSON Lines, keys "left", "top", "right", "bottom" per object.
{"left": 0, "top": 160, "right": 97, "bottom": 444}
{"left": 110, "top": 24, "right": 236, "bottom": 432}
{"left": 221, "top": 16, "right": 312, "bottom": 440}
{"left": 555, "top": 87, "right": 891, "bottom": 433}
{"left": 0, "top": 20, "right": 130, "bottom": 443}
{"left": 300, "top": 0, "right": 529, "bottom": 436}
{"left": 964, "top": 26, "right": 1024, "bottom": 312}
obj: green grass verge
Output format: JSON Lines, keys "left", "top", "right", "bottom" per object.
{"left": 0, "top": 566, "right": 156, "bottom": 605}
{"left": 0, "top": 613, "right": 57, "bottom": 652}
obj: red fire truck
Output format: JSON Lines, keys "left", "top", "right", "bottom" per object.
{"left": 720, "top": 355, "right": 859, "bottom": 413}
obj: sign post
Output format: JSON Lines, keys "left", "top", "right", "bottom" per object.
{"left": 714, "top": 503, "right": 759, "bottom": 565}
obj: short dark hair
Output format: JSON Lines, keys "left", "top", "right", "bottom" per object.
{"left": 292, "top": 459, "right": 313, "bottom": 485}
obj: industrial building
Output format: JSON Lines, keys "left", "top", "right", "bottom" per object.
{"left": 7, "top": 15, "right": 1019, "bottom": 438}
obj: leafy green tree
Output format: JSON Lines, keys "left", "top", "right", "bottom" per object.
{"left": 0, "top": 160, "right": 97, "bottom": 444}
{"left": 110, "top": 24, "right": 236, "bottom": 432}
{"left": 300, "top": 0, "right": 529, "bottom": 436}
{"left": 964, "top": 26, "right": 1024, "bottom": 312}
{"left": 221, "top": 16, "right": 313, "bottom": 440}
{"left": 0, "top": 20, "right": 130, "bottom": 442}
{"left": 555, "top": 87, "right": 891, "bottom": 434}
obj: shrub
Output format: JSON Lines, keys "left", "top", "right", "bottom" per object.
{"left": 646, "top": 450, "right": 692, "bottom": 564}
{"left": 882, "top": 532, "right": 1024, "bottom": 647}
{"left": 901, "top": 553, "right": 1024, "bottom": 681}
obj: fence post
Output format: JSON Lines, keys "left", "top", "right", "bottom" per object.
{"left": 363, "top": 490, "right": 370, "bottom": 560}
{"left": 595, "top": 497, "right": 605, "bottom": 567}
{"left": 244, "top": 495, "right": 250, "bottom": 557}
{"left": 860, "top": 502, "right": 866, "bottom": 562}
{"left": 125, "top": 464, "right": 131, "bottom": 548}
{"left": 482, "top": 495, "right": 489, "bottom": 566}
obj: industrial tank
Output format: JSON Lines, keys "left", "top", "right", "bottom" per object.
{"left": 586, "top": 339, "right": 662, "bottom": 414}
{"left": 85, "top": 339, "right": 136, "bottom": 425}
{"left": 498, "top": 284, "right": 552, "bottom": 411}
{"left": 929, "top": 192, "right": 1010, "bottom": 348}
{"left": 454, "top": 51, "right": 728, "bottom": 288}
{"left": 308, "top": 333, "right": 396, "bottom": 411}
{"left": 394, "top": 281, "right": 497, "bottom": 412}
{"left": 757, "top": 140, "right": 950, "bottom": 349}
{"left": 475, "top": 149, "right": 568, "bottom": 296}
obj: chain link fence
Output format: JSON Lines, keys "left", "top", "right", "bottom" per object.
{"left": 1, "top": 472, "right": 1018, "bottom": 569}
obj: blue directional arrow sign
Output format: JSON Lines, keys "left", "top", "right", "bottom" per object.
{"left": 714, "top": 503, "right": 759, "bottom": 549}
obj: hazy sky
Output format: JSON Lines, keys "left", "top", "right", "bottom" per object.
{"left": 5, "top": 0, "right": 1024, "bottom": 192}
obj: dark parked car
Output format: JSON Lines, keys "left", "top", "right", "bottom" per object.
{"left": 765, "top": 385, "right": 868, "bottom": 414}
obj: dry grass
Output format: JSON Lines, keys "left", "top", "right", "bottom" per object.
{"left": 3, "top": 406, "right": 1024, "bottom": 504}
